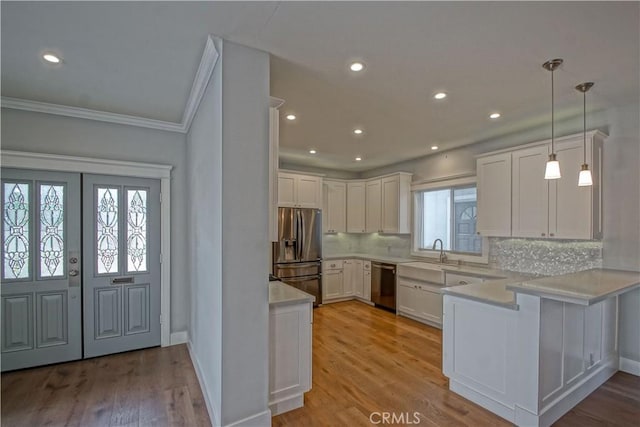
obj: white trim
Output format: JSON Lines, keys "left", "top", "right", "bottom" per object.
{"left": 1, "top": 150, "right": 173, "bottom": 347}
{"left": 225, "top": 410, "right": 272, "bottom": 427}
{"left": 620, "top": 357, "right": 640, "bottom": 376}
{"left": 270, "top": 96, "right": 285, "bottom": 109}
{"left": 181, "top": 35, "right": 219, "bottom": 131}
{"left": 411, "top": 174, "right": 476, "bottom": 191}
{"left": 170, "top": 331, "right": 189, "bottom": 345}
{"left": 187, "top": 341, "right": 220, "bottom": 427}
{"left": 1, "top": 34, "right": 220, "bottom": 135}
{"left": 0, "top": 96, "right": 186, "bottom": 133}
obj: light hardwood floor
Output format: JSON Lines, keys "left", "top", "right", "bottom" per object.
{"left": 272, "top": 300, "right": 640, "bottom": 427}
{"left": 2, "top": 301, "right": 638, "bottom": 426}
{"left": 1, "top": 344, "right": 211, "bottom": 427}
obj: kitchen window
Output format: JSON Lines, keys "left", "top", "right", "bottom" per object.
{"left": 412, "top": 178, "right": 485, "bottom": 261}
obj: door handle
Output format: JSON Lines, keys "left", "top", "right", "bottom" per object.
{"left": 69, "top": 270, "right": 79, "bottom": 277}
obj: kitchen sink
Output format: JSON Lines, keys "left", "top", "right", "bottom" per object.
{"left": 397, "top": 262, "right": 444, "bottom": 284}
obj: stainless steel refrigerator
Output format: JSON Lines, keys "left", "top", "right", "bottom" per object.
{"left": 272, "top": 207, "right": 322, "bottom": 305}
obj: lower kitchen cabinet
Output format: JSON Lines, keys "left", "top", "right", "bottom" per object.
{"left": 397, "top": 278, "right": 443, "bottom": 328}
{"left": 323, "top": 268, "right": 344, "bottom": 301}
{"left": 322, "top": 259, "right": 372, "bottom": 304}
{"left": 269, "top": 300, "right": 312, "bottom": 415}
{"left": 363, "top": 261, "right": 371, "bottom": 301}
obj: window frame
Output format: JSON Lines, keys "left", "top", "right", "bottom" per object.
{"left": 410, "top": 175, "right": 489, "bottom": 264}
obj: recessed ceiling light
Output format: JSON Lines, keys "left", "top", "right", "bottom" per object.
{"left": 434, "top": 92, "right": 447, "bottom": 100}
{"left": 350, "top": 62, "right": 365, "bottom": 72}
{"left": 309, "top": 149, "right": 317, "bottom": 154}
{"left": 353, "top": 128, "right": 363, "bottom": 135}
{"left": 431, "top": 146, "right": 439, "bottom": 151}
{"left": 286, "top": 114, "right": 296, "bottom": 121}
{"left": 355, "top": 157, "right": 362, "bottom": 161}
{"left": 42, "top": 53, "right": 61, "bottom": 64}
{"left": 489, "top": 112, "right": 501, "bottom": 119}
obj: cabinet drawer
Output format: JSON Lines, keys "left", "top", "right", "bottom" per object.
{"left": 445, "top": 273, "right": 486, "bottom": 286}
{"left": 323, "top": 260, "right": 344, "bottom": 271}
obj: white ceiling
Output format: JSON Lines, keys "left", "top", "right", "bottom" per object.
{"left": 2, "top": 2, "right": 639, "bottom": 171}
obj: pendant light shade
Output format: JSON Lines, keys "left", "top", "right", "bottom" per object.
{"left": 543, "top": 59, "right": 563, "bottom": 180}
{"left": 575, "top": 82, "right": 594, "bottom": 186}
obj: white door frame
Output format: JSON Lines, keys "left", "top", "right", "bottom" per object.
{"left": 1, "top": 150, "right": 173, "bottom": 347}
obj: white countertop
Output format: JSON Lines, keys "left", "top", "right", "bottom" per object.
{"left": 269, "top": 281, "right": 316, "bottom": 307}
{"left": 323, "top": 253, "right": 415, "bottom": 264}
{"left": 442, "top": 277, "right": 525, "bottom": 309}
{"left": 508, "top": 268, "right": 640, "bottom": 305}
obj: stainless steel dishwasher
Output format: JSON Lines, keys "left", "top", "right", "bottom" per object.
{"left": 371, "top": 262, "right": 396, "bottom": 312}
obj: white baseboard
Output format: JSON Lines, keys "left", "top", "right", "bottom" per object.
{"left": 170, "top": 331, "right": 189, "bottom": 345}
{"left": 269, "top": 393, "right": 304, "bottom": 416}
{"left": 620, "top": 357, "right": 640, "bottom": 376}
{"left": 186, "top": 341, "right": 220, "bottom": 427}
{"left": 225, "top": 409, "right": 272, "bottom": 427}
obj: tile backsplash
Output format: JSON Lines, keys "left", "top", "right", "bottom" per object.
{"left": 322, "top": 233, "right": 603, "bottom": 276}
{"left": 489, "top": 238, "right": 603, "bottom": 276}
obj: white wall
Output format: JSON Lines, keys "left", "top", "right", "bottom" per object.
{"left": 601, "top": 103, "right": 640, "bottom": 364}
{"left": 187, "top": 37, "right": 223, "bottom": 425}
{"left": 0, "top": 108, "right": 190, "bottom": 334}
{"left": 187, "top": 38, "right": 271, "bottom": 426}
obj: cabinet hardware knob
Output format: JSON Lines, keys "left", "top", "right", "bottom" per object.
{"left": 541, "top": 233, "right": 546, "bottom": 236}
{"left": 550, "top": 233, "right": 555, "bottom": 237}
{"left": 459, "top": 281, "right": 468, "bottom": 285}
{"left": 477, "top": 232, "right": 481, "bottom": 235}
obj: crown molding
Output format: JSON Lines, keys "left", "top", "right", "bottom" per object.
{"left": 181, "top": 35, "right": 219, "bottom": 131}
{"left": 1, "top": 35, "right": 221, "bottom": 134}
{"left": 270, "top": 96, "right": 285, "bottom": 109}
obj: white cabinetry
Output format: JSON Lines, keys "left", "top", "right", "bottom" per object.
{"left": 343, "top": 260, "right": 356, "bottom": 297}
{"left": 397, "top": 278, "right": 443, "bottom": 327}
{"left": 349, "top": 259, "right": 364, "bottom": 298}
{"left": 346, "top": 181, "right": 366, "bottom": 233}
{"left": 278, "top": 172, "right": 322, "bottom": 208}
{"left": 477, "top": 131, "right": 605, "bottom": 240}
{"left": 362, "top": 261, "right": 371, "bottom": 301}
{"left": 512, "top": 144, "right": 550, "bottom": 237}
{"left": 323, "top": 180, "right": 346, "bottom": 233}
{"left": 268, "top": 102, "right": 282, "bottom": 242}
{"left": 366, "top": 173, "right": 412, "bottom": 234}
{"left": 322, "top": 261, "right": 344, "bottom": 302}
{"left": 477, "top": 153, "right": 512, "bottom": 237}
{"left": 269, "top": 299, "right": 312, "bottom": 416}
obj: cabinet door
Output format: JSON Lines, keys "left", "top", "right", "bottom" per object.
{"left": 397, "top": 282, "right": 418, "bottom": 315}
{"left": 353, "top": 260, "right": 364, "bottom": 297}
{"left": 416, "top": 286, "right": 443, "bottom": 325}
{"left": 550, "top": 138, "right": 592, "bottom": 239}
{"left": 297, "top": 176, "right": 322, "bottom": 209}
{"left": 512, "top": 145, "right": 549, "bottom": 238}
{"left": 381, "top": 175, "right": 399, "bottom": 233}
{"left": 323, "top": 181, "right": 346, "bottom": 233}
{"left": 477, "top": 153, "right": 511, "bottom": 237}
{"left": 363, "top": 270, "right": 372, "bottom": 301}
{"left": 278, "top": 173, "right": 297, "bottom": 207}
{"left": 346, "top": 182, "right": 366, "bottom": 233}
{"left": 323, "top": 270, "right": 344, "bottom": 300}
{"left": 342, "top": 260, "right": 355, "bottom": 296}
{"left": 365, "top": 179, "right": 382, "bottom": 233}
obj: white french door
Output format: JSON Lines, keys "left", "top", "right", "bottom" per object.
{"left": 1, "top": 169, "right": 82, "bottom": 371}
{"left": 1, "top": 169, "right": 161, "bottom": 370}
{"left": 82, "top": 174, "right": 161, "bottom": 358}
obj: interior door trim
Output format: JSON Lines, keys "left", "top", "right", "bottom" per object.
{"left": 1, "top": 150, "right": 173, "bottom": 347}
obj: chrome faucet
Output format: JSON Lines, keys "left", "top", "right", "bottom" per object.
{"left": 432, "top": 239, "right": 447, "bottom": 263}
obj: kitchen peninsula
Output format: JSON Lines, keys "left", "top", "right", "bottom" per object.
{"left": 442, "top": 268, "right": 640, "bottom": 427}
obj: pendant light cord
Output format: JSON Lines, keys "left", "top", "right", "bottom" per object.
{"left": 583, "top": 90, "right": 587, "bottom": 164}
{"left": 551, "top": 68, "right": 555, "bottom": 153}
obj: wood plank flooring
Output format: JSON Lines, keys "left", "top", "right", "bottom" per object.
{"left": 1, "top": 344, "right": 210, "bottom": 427}
{"left": 2, "top": 301, "right": 638, "bottom": 426}
{"left": 272, "top": 300, "right": 640, "bottom": 427}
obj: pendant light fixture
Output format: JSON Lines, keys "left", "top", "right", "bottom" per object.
{"left": 543, "top": 59, "right": 563, "bottom": 180}
{"left": 575, "top": 82, "right": 594, "bottom": 186}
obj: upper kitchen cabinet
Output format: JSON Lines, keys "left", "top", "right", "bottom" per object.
{"left": 346, "top": 181, "right": 366, "bottom": 233}
{"left": 512, "top": 144, "right": 550, "bottom": 237}
{"left": 550, "top": 131, "right": 604, "bottom": 239}
{"left": 323, "top": 180, "right": 346, "bottom": 233}
{"left": 278, "top": 171, "right": 323, "bottom": 209}
{"left": 477, "top": 153, "right": 512, "bottom": 237}
{"left": 366, "top": 173, "right": 412, "bottom": 234}
{"left": 476, "top": 131, "right": 605, "bottom": 240}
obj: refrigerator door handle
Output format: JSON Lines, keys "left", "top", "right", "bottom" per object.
{"left": 298, "top": 210, "right": 305, "bottom": 260}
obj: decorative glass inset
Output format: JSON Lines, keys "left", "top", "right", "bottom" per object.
{"left": 3, "top": 183, "right": 30, "bottom": 279}
{"left": 127, "top": 190, "right": 147, "bottom": 272}
{"left": 97, "top": 188, "right": 118, "bottom": 274}
{"left": 40, "top": 185, "right": 65, "bottom": 277}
